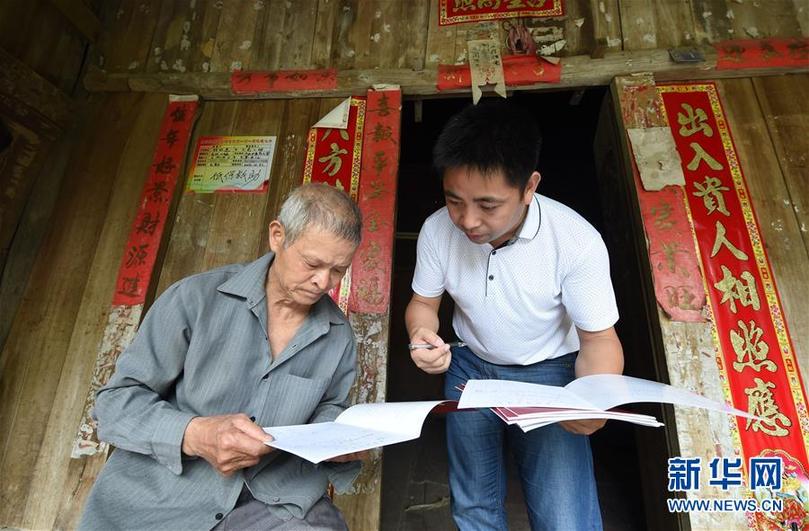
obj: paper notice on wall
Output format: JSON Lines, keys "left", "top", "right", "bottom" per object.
{"left": 186, "top": 136, "right": 276, "bottom": 193}
{"left": 468, "top": 39, "right": 506, "bottom": 104}
{"left": 627, "top": 127, "right": 685, "bottom": 191}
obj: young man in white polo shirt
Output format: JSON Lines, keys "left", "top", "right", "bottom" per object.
{"left": 406, "top": 100, "right": 624, "bottom": 530}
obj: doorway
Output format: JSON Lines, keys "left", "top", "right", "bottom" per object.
{"left": 380, "top": 89, "right": 654, "bottom": 530}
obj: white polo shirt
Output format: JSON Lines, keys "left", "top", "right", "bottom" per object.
{"left": 412, "top": 193, "right": 619, "bottom": 365}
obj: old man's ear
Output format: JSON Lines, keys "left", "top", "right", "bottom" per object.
{"left": 268, "top": 220, "right": 286, "bottom": 252}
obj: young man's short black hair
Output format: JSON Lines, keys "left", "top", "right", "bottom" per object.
{"left": 433, "top": 99, "right": 541, "bottom": 191}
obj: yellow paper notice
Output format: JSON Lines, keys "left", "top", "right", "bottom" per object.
{"left": 187, "top": 136, "right": 276, "bottom": 193}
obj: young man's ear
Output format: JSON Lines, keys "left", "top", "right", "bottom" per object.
{"left": 523, "top": 171, "right": 541, "bottom": 203}
{"left": 268, "top": 220, "right": 286, "bottom": 252}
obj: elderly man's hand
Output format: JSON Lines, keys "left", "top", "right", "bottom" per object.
{"left": 182, "top": 414, "right": 274, "bottom": 476}
{"left": 409, "top": 328, "right": 451, "bottom": 374}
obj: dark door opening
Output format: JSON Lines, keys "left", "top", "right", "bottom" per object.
{"left": 381, "top": 89, "right": 654, "bottom": 531}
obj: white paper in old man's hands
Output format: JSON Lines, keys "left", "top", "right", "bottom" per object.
{"left": 263, "top": 401, "right": 449, "bottom": 464}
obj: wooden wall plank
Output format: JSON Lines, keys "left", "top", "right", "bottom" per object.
{"left": 144, "top": 0, "right": 201, "bottom": 74}
{"left": 620, "top": 0, "right": 696, "bottom": 51}
{"left": 21, "top": 93, "right": 167, "bottom": 530}
{"left": 398, "top": 0, "right": 430, "bottom": 70}
{"left": 0, "top": 123, "right": 44, "bottom": 280}
{"left": 209, "top": 1, "right": 259, "bottom": 73}
{"left": 0, "top": 116, "right": 78, "bottom": 356}
{"left": 259, "top": 98, "right": 323, "bottom": 248}
{"left": 724, "top": 0, "right": 802, "bottom": 39}
{"left": 201, "top": 100, "right": 284, "bottom": 270}
{"left": 96, "top": 0, "right": 161, "bottom": 73}
{"left": 0, "top": 0, "right": 88, "bottom": 94}
{"left": 51, "top": 0, "right": 102, "bottom": 42}
{"left": 0, "top": 93, "right": 145, "bottom": 526}
{"left": 188, "top": 0, "right": 223, "bottom": 74}
{"left": 424, "top": 0, "right": 457, "bottom": 67}
{"left": 724, "top": 75, "right": 809, "bottom": 387}
{"left": 249, "top": 0, "right": 319, "bottom": 71}
{"left": 311, "top": 0, "right": 340, "bottom": 68}
{"left": 590, "top": 0, "right": 622, "bottom": 52}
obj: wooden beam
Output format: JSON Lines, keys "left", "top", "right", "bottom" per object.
{"left": 50, "top": 0, "right": 101, "bottom": 42}
{"left": 83, "top": 47, "right": 809, "bottom": 99}
{"left": 0, "top": 47, "right": 73, "bottom": 132}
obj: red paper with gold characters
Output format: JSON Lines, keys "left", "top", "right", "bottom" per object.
{"left": 658, "top": 82, "right": 809, "bottom": 527}
{"left": 349, "top": 89, "right": 401, "bottom": 314}
{"left": 438, "top": 54, "right": 561, "bottom": 90}
{"left": 231, "top": 69, "right": 338, "bottom": 94}
{"left": 111, "top": 96, "right": 198, "bottom": 305}
{"left": 302, "top": 97, "right": 366, "bottom": 312}
{"left": 715, "top": 38, "right": 809, "bottom": 70}
{"left": 439, "top": 0, "right": 563, "bottom": 26}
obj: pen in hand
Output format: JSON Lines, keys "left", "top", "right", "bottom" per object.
{"left": 408, "top": 341, "right": 466, "bottom": 351}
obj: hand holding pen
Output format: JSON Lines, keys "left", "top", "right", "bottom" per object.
{"left": 407, "top": 328, "right": 461, "bottom": 374}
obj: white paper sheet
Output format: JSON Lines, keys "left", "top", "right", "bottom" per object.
{"left": 264, "top": 400, "right": 448, "bottom": 464}
{"left": 461, "top": 375, "right": 757, "bottom": 422}
{"left": 457, "top": 379, "right": 598, "bottom": 410}
{"left": 564, "top": 374, "right": 757, "bottom": 420}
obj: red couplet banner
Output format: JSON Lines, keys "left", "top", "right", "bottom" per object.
{"left": 658, "top": 82, "right": 809, "bottom": 526}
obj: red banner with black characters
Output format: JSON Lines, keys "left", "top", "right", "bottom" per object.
{"left": 111, "top": 95, "right": 198, "bottom": 306}
{"left": 658, "top": 83, "right": 809, "bottom": 526}
{"left": 715, "top": 38, "right": 809, "bottom": 70}
{"left": 349, "top": 89, "right": 401, "bottom": 314}
{"left": 231, "top": 69, "right": 337, "bottom": 95}
{"left": 439, "top": 0, "right": 563, "bottom": 26}
{"left": 75, "top": 95, "right": 198, "bottom": 457}
{"left": 302, "top": 97, "right": 366, "bottom": 313}
{"left": 438, "top": 54, "right": 561, "bottom": 90}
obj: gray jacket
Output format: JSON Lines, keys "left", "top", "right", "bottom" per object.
{"left": 79, "top": 253, "right": 359, "bottom": 530}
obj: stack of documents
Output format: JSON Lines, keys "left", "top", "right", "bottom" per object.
{"left": 264, "top": 374, "right": 757, "bottom": 464}
{"left": 490, "top": 406, "right": 663, "bottom": 430}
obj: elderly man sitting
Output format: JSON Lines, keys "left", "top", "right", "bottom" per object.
{"left": 80, "top": 183, "right": 363, "bottom": 531}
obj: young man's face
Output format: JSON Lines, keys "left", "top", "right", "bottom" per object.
{"left": 443, "top": 166, "right": 539, "bottom": 248}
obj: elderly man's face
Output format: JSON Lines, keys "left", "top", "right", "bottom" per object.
{"left": 268, "top": 223, "right": 356, "bottom": 306}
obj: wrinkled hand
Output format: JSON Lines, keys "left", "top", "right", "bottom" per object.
{"left": 182, "top": 414, "right": 274, "bottom": 476}
{"left": 409, "top": 328, "right": 451, "bottom": 374}
{"left": 326, "top": 450, "right": 371, "bottom": 463}
{"left": 560, "top": 418, "right": 607, "bottom": 435}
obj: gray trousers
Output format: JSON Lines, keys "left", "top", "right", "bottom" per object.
{"left": 213, "top": 489, "right": 348, "bottom": 531}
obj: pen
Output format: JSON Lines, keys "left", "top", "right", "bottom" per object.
{"left": 408, "top": 341, "right": 466, "bottom": 351}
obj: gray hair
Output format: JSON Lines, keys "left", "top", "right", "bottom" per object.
{"left": 278, "top": 183, "right": 362, "bottom": 247}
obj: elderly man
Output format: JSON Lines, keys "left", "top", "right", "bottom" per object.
{"left": 80, "top": 183, "right": 363, "bottom": 531}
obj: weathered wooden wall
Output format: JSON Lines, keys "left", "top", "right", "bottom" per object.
{"left": 0, "top": 0, "right": 99, "bottom": 352}
{"left": 600, "top": 73, "right": 809, "bottom": 530}
{"left": 1, "top": 1, "right": 808, "bottom": 531}
{"left": 92, "top": 0, "right": 808, "bottom": 77}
